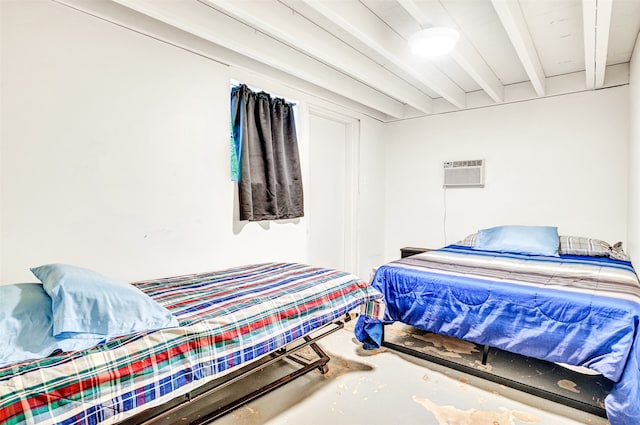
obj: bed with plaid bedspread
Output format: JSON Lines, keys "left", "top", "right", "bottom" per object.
{"left": 0, "top": 262, "right": 383, "bottom": 425}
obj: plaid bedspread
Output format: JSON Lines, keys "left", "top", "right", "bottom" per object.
{"left": 0, "top": 263, "right": 383, "bottom": 425}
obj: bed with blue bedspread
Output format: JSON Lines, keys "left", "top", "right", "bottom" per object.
{"left": 356, "top": 243, "right": 640, "bottom": 425}
{"left": 1, "top": 262, "right": 383, "bottom": 425}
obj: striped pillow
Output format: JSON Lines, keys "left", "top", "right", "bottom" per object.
{"left": 559, "top": 235, "right": 611, "bottom": 257}
{"left": 456, "top": 233, "right": 477, "bottom": 247}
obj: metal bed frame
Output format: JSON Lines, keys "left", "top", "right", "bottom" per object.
{"left": 381, "top": 324, "right": 611, "bottom": 418}
{"left": 119, "top": 315, "right": 350, "bottom": 425}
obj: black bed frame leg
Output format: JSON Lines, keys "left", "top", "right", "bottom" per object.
{"left": 481, "top": 344, "right": 489, "bottom": 365}
{"left": 305, "top": 336, "right": 331, "bottom": 374}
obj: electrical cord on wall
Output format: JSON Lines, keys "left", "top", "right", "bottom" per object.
{"left": 443, "top": 187, "right": 448, "bottom": 246}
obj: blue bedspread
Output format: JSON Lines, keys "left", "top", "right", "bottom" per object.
{"left": 355, "top": 245, "right": 640, "bottom": 425}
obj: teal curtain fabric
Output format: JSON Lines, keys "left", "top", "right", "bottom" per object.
{"left": 230, "top": 84, "right": 304, "bottom": 221}
{"left": 230, "top": 114, "right": 241, "bottom": 182}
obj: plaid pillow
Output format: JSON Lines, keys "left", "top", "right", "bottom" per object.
{"left": 559, "top": 235, "right": 611, "bottom": 257}
{"left": 609, "top": 242, "right": 630, "bottom": 261}
{"left": 456, "top": 233, "right": 477, "bottom": 247}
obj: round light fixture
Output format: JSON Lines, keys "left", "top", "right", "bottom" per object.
{"left": 408, "top": 27, "right": 460, "bottom": 58}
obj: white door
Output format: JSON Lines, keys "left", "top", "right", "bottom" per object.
{"left": 307, "top": 108, "right": 359, "bottom": 273}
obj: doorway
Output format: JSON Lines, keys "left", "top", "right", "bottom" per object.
{"left": 307, "top": 107, "right": 359, "bottom": 275}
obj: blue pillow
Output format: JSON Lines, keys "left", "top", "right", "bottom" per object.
{"left": 31, "top": 264, "right": 179, "bottom": 338}
{"left": 475, "top": 225, "right": 559, "bottom": 257}
{"left": 0, "top": 283, "right": 103, "bottom": 367}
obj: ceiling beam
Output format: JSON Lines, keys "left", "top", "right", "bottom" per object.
{"left": 199, "top": 0, "right": 433, "bottom": 115}
{"left": 491, "top": 0, "right": 546, "bottom": 96}
{"left": 398, "top": 0, "right": 504, "bottom": 103}
{"left": 301, "top": 0, "right": 466, "bottom": 109}
{"left": 583, "top": 0, "right": 613, "bottom": 89}
{"left": 583, "top": 0, "right": 597, "bottom": 89}
{"left": 107, "top": 0, "right": 406, "bottom": 118}
{"left": 52, "top": 0, "right": 393, "bottom": 121}
{"left": 594, "top": 0, "right": 613, "bottom": 88}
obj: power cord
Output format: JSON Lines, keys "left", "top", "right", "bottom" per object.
{"left": 443, "top": 187, "right": 448, "bottom": 246}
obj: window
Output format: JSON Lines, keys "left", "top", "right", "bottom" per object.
{"left": 230, "top": 83, "right": 304, "bottom": 221}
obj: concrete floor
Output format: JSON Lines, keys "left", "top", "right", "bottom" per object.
{"left": 212, "top": 324, "right": 610, "bottom": 425}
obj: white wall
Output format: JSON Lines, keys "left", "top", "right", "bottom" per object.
{"left": 1, "top": 1, "right": 632, "bottom": 283}
{"left": 357, "top": 118, "right": 386, "bottom": 278}
{"left": 628, "top": 33, "right": 640, "bottom": 262}
{"left": 0, "top": 1, "right": 385, "bottom": 283}
{"left": 383, "top": 88, "right": 629, "bottom": 261}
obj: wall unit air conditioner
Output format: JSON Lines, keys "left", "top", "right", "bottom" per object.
{"left": 443, "top": 159, "right": 484, "bottom": 188}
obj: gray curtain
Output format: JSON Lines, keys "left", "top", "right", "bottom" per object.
{"left": 231, "top": 84, "right": 304, "bottom": 221}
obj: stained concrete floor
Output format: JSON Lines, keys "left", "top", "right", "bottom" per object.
{"left": 212, "top": 322, "right": 610, "bottom": 425}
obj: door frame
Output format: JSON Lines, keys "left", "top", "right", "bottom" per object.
{"left": 306, "top": 105, "right": 360, "bottom": 275}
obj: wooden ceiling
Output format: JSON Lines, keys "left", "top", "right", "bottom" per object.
{"left": 56, "top": 0, "right": 640, "bottom": 121}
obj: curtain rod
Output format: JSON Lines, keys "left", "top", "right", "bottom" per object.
{"left": 230, "top": 82, "right": 297, "bottom": 106}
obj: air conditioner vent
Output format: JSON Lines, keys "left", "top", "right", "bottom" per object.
{"left": 443, "top": 159, "right": 484, "bottom": 188}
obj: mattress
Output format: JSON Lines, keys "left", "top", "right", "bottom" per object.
{"left": 355, "top": 245, "right": 640, "bottom": 425}
{"left": 1, "top": 262, "right": 384, "bottom": 425}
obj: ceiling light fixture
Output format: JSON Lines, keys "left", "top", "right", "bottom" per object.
{"left": 408, "top": 27, "right": 460, "bottom": 58}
